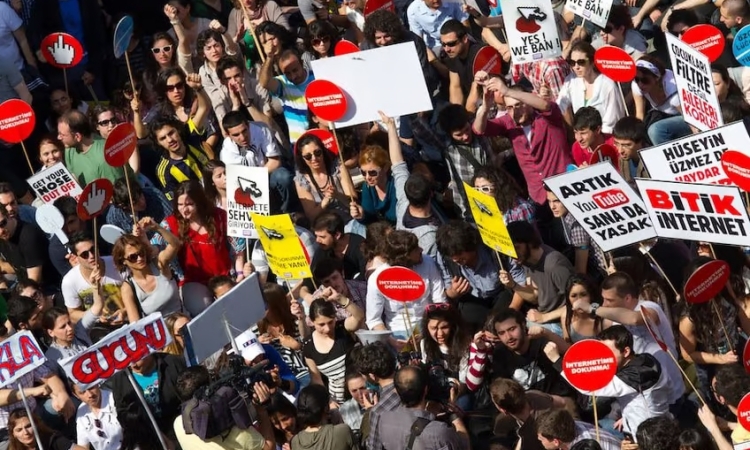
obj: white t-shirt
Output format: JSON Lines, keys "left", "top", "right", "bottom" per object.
{"left": 631, "top": 69, "right": 681, "bottom": 114}
{"left": 76, "top": 389, "right": 123, "bottom": 450}
{"left": 62, "top": 256, "right": 125, "bottom": 316}
{"left": 219, "top": 121, "right": 281, "bottom": 167}
{"left": 0, "top": 3, "right": 23, "bottom": 71}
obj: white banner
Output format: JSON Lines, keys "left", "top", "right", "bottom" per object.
{"left": 544, "top": 163, "right": 656, "bottom": 252}
{"left": 26, "top": 162, "right": 82, "bottom": 204}
{"left": 225, "top": 165, "right": 270, "bottom": 239}
{"left": 639, "top": 121, "right": 750, "bottom": 185}
{"left": 500, "top": 0, "right": 562, "bottom": 64}
{"left": 635, "top": 178, "right": 750, "bottom": 246}
{"left": 0, "top": 331, "right": 46, "bottom": 388}
{"left": 666, "top": 33, "right": 723, "bottom": 132}
{"left": 59, "top": 313, "right": 171, "bottom": 390}
{"left": 563, "top": 0, "right": 613, "bottom": 28}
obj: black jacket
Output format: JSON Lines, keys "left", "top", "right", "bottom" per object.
{"left": 104, "top": 353, "right": 187, "bottom": 440}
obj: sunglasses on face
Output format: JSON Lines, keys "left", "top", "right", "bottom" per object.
{"left": 152, "top": 45, "right": 172, "bottom": 54}
{"left": 312, "top": 36, "right": 330, "bottom": 46}
{"left": 425, "top": 303, "right": 451, "bottom": 312}
{"left": 78, "top": 247, "right": 95, "bottom": 259}
{"left": 125, "top": 250, "right": 145, "bottom": 263}
{"left": 97, "top": 118, "right": 118, "bottom": 127}
{"left": 567, "top": 58, "right": 588, "bottom": 67}
{"left": 360, "top": 168, "right": 381, "bottom": 177}
{"left": 635, "top": 76, "right": 652, "bottom": 84}
{"left": 166, "top": 82, "right": 185, "bottom": 92}
{"left": 441, "top": 39, "right": 460, "bottom": 48}
{"left": 475, "top": 185, "right": 494, "bottom": 194}
{"left": 302, "top": 149, "right": 323, "bottom": 161}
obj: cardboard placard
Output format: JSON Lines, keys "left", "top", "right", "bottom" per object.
{"left": 77, "top": 178, "right": 113, "bottom": 220}
{"left": 0, "top": 99, "right": 35, "bottom": 144}
{"left": 733, "top": 26, "right": 750, "bottom": 67}
{"left": 305, "top": 80, "right": 348, "bottom": 122}
{"left": 250, "top": 213, "right": 312, "bottom": 280}
{"left": 0, "top": 331, "right": 46, "bottom": 388}
{"left": 635, "top": 178, "right": 750, "bottom": 246}
{"left": 683, "top": 259, "right": 730, "bottom": 304}
{"left": 310, "top": 42, "right": 433, "bottom": 127}
{"left": 363, "top": 0, "right": 394, "bottom": 17}
{"left": 500, "top": 0, "right": 562, "bottom": 64}
{"left": 666, "top": 33, "right": 723, "bottom": 132}
{"left": 472, "top": 46, "right": 502, "bottom": 76}
{"left": 589, "top": 143, "right": 619, "bottom": 168}
{"left": 544, "top": 163, "right": 656, "bottom": 252}
{"left": 59, "top": 313, "right": 170, "bottom": 390}
{"left": 113, "top": 16, "right": 134, "bottom": 59}
{"left": 562, "top": 339, "right": 617, "bottom": 392}
{"left": 183, "top": 273, "right": 266, "bottom": 365}
{"left": 721, "top": 150, "right": 750, "bottom": 191}
{"left": 295, "top": 129, "right": 339, "bottom": 155}
{"left": 462, "top": 182, "right": 517, "bottom": 258}
{"left": 100, "top": 224, "right": 125, "bottom": 245}
{"left": 40, "top": 33, "right": 84, "bottom": 69}
{"left": 681, "top": 24, "right": 725, "bottom": 63}
{"left": 225, "top": 165, "right": 270, "bottom": 239}
{"left": 376, "top": 266, "right": 426, "bottom": 302}
{"left": 104, "top": 123, "right": 137, "bottom": 167}
{"left": 594, "top": 45, "right": 636, "bottom": 83}
{"left": 27, "top": 162, "right": 82, "bottom": 203}
{"left": 737, "top": 393, "right": 750, "bottom": 430}
{"left": 563, "top": 0, "right": 613, "bottom": 28}
{"left": 334, "top": 40, "right": 360, "bottom": 56}
{"left": 35, "top": 204, "right": 65, "bottom": 236}
{"left": 638, "top": 121, "right": 750, "bottom": 186}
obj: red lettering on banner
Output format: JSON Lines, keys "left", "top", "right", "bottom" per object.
{"left": 0, "top": 336, "right": 41, "bottom": 383}
{"left": 18, "top": 335, "right": 42, "bottom": 362}
{"left": 645, "top": 189, "right": 741, "bottom": 215}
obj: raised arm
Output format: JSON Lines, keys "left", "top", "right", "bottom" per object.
{"left": 379, "top": 111, "right": 403, "bottom": 164}
{"left": 139, "top": 217, "right": 181, "bottom": 275}
{"left": 164, "top": 4, "right": 192, "bottom": 72}
{"left": 185, "top": 73, "right": 211, "bottom": 132}
{"left": 258, "top": 40, "right": 281, "bottom": 94}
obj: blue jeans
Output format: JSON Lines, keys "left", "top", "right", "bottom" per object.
{"left": 647, "top": 116, "right": 692, "bottom": 145}
{"left": 269, "top": 166, "right": 302, "bottom": 214}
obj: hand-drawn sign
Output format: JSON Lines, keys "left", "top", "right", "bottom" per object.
{"left": 0, "top": 331, "right": 46, "bottom": 388}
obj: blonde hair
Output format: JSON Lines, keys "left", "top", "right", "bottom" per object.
{"left": 162, "top": 312, "right": 190, "bottom": 356}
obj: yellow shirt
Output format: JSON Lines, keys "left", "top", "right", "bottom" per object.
{"left": 173, "top": 417, "right": 265, "bottom": 450}
{"left": 731, "top": 423, "right": 750, "bottom": 450}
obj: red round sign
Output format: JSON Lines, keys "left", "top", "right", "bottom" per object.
{"left": 472, "top": 46, "right": 502, "bottom": 76}
{"left": 40, "top": 33, "right": 84, "bottom": 69}
{"left": 594, "top": 46, "right": 636, "bottom": 83}
{"left": 376, "top": 266, "right": 426, "bottom": 302}
{"left": 104, "top": 123, "right": 137, "bottom": 167}
{"left": 721, "top": 150, "right": 750, "bottom": 191}
{"left": 295, "top": 129, "right": 339, "bottom": 155}
{"left": 590, "top": 143, "right": 620, "bottom": 168}
{"left": 334, "top": 40, "right": 360, "bottom": 56}
{"left": 681, "top": 24, "right": 725, "bottom": 63}
{"left": 743, "top": 339, "right": 750, "bottom": 374}
{"left": 738, "top": 393, "right": 750, "bottom": 431}
{"left": 684, "top": 260, "right": 730, "bottom": 304}
{"left": 562, "top": 339, "right": 618, "bottom": 392}
{"left": 77, "top": 179, "right": 114, "bottom": 220}
{"left": 305, "top": 80, "right": 348, "bottom": 123}
{"left": 364, "top": 0, "right": 395, "bottom": 17}
{"left": 0, "top": 99, "right": 35, "bottom": 144}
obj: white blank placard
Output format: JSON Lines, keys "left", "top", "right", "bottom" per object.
{"left": 311, "top": 42, "right": 433, "bottom": 127}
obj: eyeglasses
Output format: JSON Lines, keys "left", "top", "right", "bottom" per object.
{"left": 440, "top": 39, "right": 460, "bottom": 48}
{"left": 302, "top": 149, "right": 323, "bottom": 161}
{"left": 125, "top": 250, "right": 145, "bottom": 263}
{"left": 97, "top": 118, "right": 118, "bottom": 127}
{"left": 166, "top": 82, "right": 185, "bottom": 92}
{"left": 360, "top": 168, "right": 381, "bottom": 178}
{"left": 474, "top": 185, "right": 494, "bottom": 194}
{"left": 311, "top": 36, "right": 330, "bottom": 46}
{"left": 152, "top": 45, "right": 172, "bottom": 54}
{"left": 567, "top": 58, "right": 589, "bottom": 67}
{"left": 425, "top": 303, "right": 451, "bottom": 312}
{"left": 94, "top": 418, "right": 106, "bottom": 439}
{"left": 634, "top": 76, "right": 652, "bottom": 85}
{"left": 78, "top": 247, "right": 95, "bottom": 259}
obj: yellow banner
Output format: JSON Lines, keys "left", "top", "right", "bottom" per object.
{"left": 463, "top": 182, "right": 517, "bottom": 258}
{"left": 251, "top": 213, "right": 313, "bottom": 280}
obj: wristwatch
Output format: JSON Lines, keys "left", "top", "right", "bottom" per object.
{"left": 590, "top": 303, "right": 600, "bottom": 316}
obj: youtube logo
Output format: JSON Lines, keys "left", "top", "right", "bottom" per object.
{"left": 593, "top": 189, "right": 628, "bottom": 209}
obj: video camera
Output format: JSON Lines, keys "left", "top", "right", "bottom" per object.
{"left": 396, "top": 352, "right": 456, "bottom": 404}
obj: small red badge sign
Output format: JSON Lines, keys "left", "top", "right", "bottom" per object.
{"left": 472, "top": 46, "right": 502, "bottom": 76}
{"left": 721, "top": 150, "right": 750, "bottom": 191}
{"left": 684, "top": 260, "right": 730, "bottom": 304}
{"left": 681, "top": 24, "right": 725, "bottom": 63}
{"left": 296, "top": 129, "right": 339, "bottom": 155}
{"left": 376, "top": 266, "right": 426, "bottom": 302}
{"left": 40, "top": 33, "right": 84, "bottom": 69}
{"left": 334, "top": 40, "right": 360, "bottom": 56}
{"left": 562, "top": 339, "right": 618, "bottom": 392}
{"left": 305, "top": 80, "right": 348, "bottom": 122}
{"left": 0, "top": 99, "right": 35, "bottom": 144}
{"left": 594, "top": 46, "right": 636, "bottom": 83}
{"left": 104, "top": 123, "right": 137, "bottom": 167}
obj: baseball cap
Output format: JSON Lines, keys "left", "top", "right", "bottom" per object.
{"left": 234, "top": 329, "right": 265, "bottom": 362}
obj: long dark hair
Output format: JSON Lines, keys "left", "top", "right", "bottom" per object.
{"left": 471, "top": 165, "right": 524, "bottom": 213}
{"left": 304, "top": 20, "right": 340, "bottom": 58}
{"left": 153, "top": 67, "right": 194, "bottom": 116}
{"left": 294, "top": 134, "right": 335, "bottom": 176}
{"left": 117, "top": 398, "right": 163, "bottom": 450}
{"left": 202, "top": 159, "right": 226, "bottom": 206}
{"left": 267, "top": 392, "right": 298, "bottom": 445}
{"left": 7, "top": 409, "right": 56, "bottom": 450}
{"left": 143, "top": 32, "right": 178, "bottom": 103}
{"left": 259, "top": 283, "right": 298, "bottom": 336}
{"left": 563, "top": 275, "right": 604, "bottom": 341}
{"left": 173, "top": 180, "right": 218, "bottom": 244}
{"left": 420, "top": 304, "right": 471, "bottom": 374}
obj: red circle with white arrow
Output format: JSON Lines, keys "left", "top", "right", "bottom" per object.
{"left": 0, "top": 99, "right": 35, "bottom": 144}
{"left": 77, "top": 179, "right": 114, "bottom": 220}
{"left": 40, "top": 33, "right": 84, "bottom": 69}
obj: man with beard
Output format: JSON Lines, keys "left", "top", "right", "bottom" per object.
{"left": 310, "top": 212, "right": 367, "bottom": 280}
{"left": 500, "top": 221, "right": 574, "bottom": 334}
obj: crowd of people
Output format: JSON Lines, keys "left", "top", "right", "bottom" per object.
{"left": 0, "top": 0, "right": 748, "bottom": 449}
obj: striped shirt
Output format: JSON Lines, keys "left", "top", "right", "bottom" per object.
{"left": 272, "top": 71, "right": 314, "bottom": 144}
{"left": 250, "top": 324, "right": 309, "bottom": 381}
{"left": 155, "top": 141, "right": 210, "bottom": 201}
{"left": 302, "top": 326, "right": 355, "bottom": 403}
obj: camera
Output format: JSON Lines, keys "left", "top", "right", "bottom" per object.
{"left": 396, "top": 352, "right": 455, "bottom": 404}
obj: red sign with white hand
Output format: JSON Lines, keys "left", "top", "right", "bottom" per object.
{"left": 40, "top": 33, "right": 84, "bottom": 69}
{"left": 305, "top": 80, "right": 348, "bottom": 122}
{"left": 684, "top": 259, "right": 730, "bottom": 304}
{"left": 562, "top": 339, "right": 618, "bottom": 392}
{"left": 104, "top": 123, "right": 137, "bottom": 167}
{"left": 296, "top": 129, "right": 339, "bottom": 155}
{"left": 0, "top": 99, "right": 34, "bottom": 144}
{"left": 77, "top": 179, "right": 113, "bottom": 220}
{"left": 376, "top": 266, "right": 426, "bottom": 302}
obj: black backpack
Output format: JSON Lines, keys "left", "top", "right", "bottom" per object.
{"left": 406, "top": 417, "right": 432, "bottom": 450}
{"left": 181, "top": 386, "right": 253, "bottom": 440}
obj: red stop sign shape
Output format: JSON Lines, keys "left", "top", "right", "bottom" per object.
{"left": 296, "top": 129, "right": 339, "bottom": 155}
{"left": 376, "top": 266, "right": 426, "bottom": 302}
{"left": 590, "top": 143, "right": 619, "bottom": 168}
{"left": 305, "top": 80, "right": 348, "bottom": 122}
{"left": 40, "top": 33, "right": 84, "bottom": 69}
{"left": 681, "top": 24, "right": 725, "bottom": 63}
{"left": 562, "top": 339, "right": 618, "bottom": 392}
{"left": 684, "top": 259, "right": 730, "bottom": 304}
{"left": 738, "top": 393, "right": 750, "bottom": 431}
{"left": 104, "top": 123, "right": 137, "bottom": 167}
{"left": 594, "top": 46, "right": 636, "bottom": 83}
{"left": 473, "top": 46, "right": 502, "bottom": 76}
{"left": 721, "top": 150, "right": 750, "bottom": 191}
{"left": 334, "top": 40, "right": 360, "bottom": 56}
{"left": 0, "top": 99, "right": 35, "bottom": 144}
{"left": 77, "top": 179, "right": 114, "bottom": 220}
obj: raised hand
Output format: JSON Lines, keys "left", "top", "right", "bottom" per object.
{"left": 47, "top": 34, "right": 76, "bottom": 65}
{"left": 209, "top": 19, "right": 226, "bottom": 34}
{"left": 185, "top": 73, "right": 203, "bottom": 90}
{"left": 163, "top": 4, "right": 178, "bottom": 21}
{"left": 82, "top": 185, "right": 108, "bottom": 216}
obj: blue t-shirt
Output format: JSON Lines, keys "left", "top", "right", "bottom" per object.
{"left": 133, "top": 370, "right": 161, "bottom": 416}
{"left": 58, "top": 0, "right": 88, "bottom": 66}
{"left": 261, "top": 343, "right": 299, "bottom": 394}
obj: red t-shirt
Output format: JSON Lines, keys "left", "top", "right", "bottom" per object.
{"left": 572, "top": 134, "right": 614, "bottom": 167}
{"left": 166, "top": 208, "right": 232, "bottom": 285}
